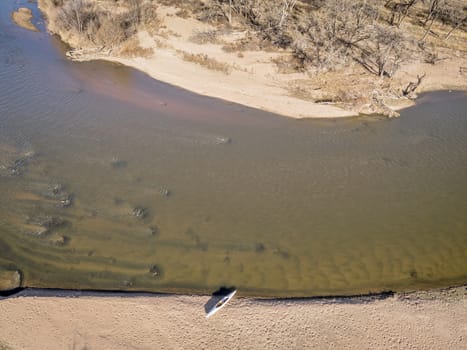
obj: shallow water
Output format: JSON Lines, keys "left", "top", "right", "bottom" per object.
{"left": 0, "top": 0, "right": 466, "bottom": 296}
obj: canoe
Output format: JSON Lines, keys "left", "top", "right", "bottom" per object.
{"left": 206, "top": 289, "right": 237, "bottom": 318}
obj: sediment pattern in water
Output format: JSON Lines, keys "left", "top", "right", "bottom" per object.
{"left": 0, "top": 0, "right": 466, "bottom": 296}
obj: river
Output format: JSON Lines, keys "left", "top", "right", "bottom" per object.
{"left": 0, "top": 0, "right": 466, "bottom": 296}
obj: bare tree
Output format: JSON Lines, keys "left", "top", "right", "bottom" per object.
{"left": 323, "top": 0, "right": 379, "bottom": 47}
{"left": 57, "top": 0, "right": 91, "bottom": 34}
{"left": 421, "top": 0, "right": 446, "bottom": 41}
{"left": 55, "top": 0, "right": 151, "bottom": 48}
{"left": 95, "top": 14, "right": 126, "bottom": 48}
{"left": 206, "top": 0, "right": 297, "bottom": 28}
{"left": 386, "top": 0, "right": 419, "bottom": 27}
{"left": 128, "top": 0, "right": 142, "bottom": 27}
{"left": 292, "top": 15, "right": 347, "bottom": 70}
{"left": 358, "top": 25, "right": 406, "bottom": 77}
{"left": 439, "top": 0, "right": 467, "bottom": 40}
{"left": 423, "top": 0, "right": 444, "bottom": 24}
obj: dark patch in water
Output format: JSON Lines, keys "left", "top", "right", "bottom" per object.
{"left": 110, "top": 159, "right": 128, "bottom": 169}
{"left": 254, "top": 242, "right": 265, "bottom": 253}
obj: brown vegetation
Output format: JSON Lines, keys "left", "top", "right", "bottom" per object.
{"left": 41, "top": 0, "right": 466, "bottom": 117}
{"left": 49, "top": 0, "right": 158, "bottom": 52}
{"left": 179, "top": 51, "right": 231, "bottom": 73}
{"left": 202, "top": 0, "right": 466, "bottom": 77}
{"left": 119, "top": 36, "right": 154, "bottom": 57}
{"left": 46, "top": 0, "right": 466, "bottom": 79}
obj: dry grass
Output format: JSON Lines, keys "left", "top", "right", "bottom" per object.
{"left": 272, "top": 55, "right": 304, "bottom": 74}
{"left": 222, "top": 32, "right": 277, "bottom": 53}
{"left": 287, "top": 67, "right": 390, "bottom": 108}
{"left": 189, "top": 29, "right": 222, "bottom": 44}
{"left": 0, "top": 341, "right": 13, "bottom": 350}
{"left": 179, "top": 51, "right": 231, "bottom": 74}
{"left": 119, "top": 37, "right": 153, "bottom": 58}
{"left": 175, "top": 8, "right": 190, "bottom": 18}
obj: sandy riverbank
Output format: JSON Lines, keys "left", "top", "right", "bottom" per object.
{"left": 0, "top": 286, "right": 465, "bottom": 349}
{"left": 11, "top": 7, "right": 38, "bottom": 32}
{"left": 36, "top": 1, "right": 467, "bottom": 119}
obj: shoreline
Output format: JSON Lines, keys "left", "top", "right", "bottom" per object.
{"left": 36, "top": 1, "right": 467, "bottom": 120}
{"left": 66, "top": 53, "right": 467, "bottom": 119}
{"left": 1, "top": 285, "right": 465, "bottom": 349}
{"left": 1, "top": 286, "right": 396, "bottom": 301}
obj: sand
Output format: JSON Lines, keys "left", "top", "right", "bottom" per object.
{"left": 0, "top": 287, "right": 466, "bottom": 349}
{"left": 11, "top": 7, "right": 38, "bottom": 32}
{"left": 36, "top": 1, "right": 467, "bottom": 119}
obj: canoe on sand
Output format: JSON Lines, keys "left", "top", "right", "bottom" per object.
{"left": 206, "top": 289, "right": 237, "bottom": 318}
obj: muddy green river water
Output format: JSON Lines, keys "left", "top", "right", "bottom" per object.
{"left": 0, "top": 0, "right": 466, "bottom": 296}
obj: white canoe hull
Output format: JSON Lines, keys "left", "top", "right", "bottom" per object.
{"left": 206, "top": 289, "right": 237, "bottom": 318}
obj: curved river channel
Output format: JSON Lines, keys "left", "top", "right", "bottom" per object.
{"left": 0, "top": 0, "right": 466, "bottom": 296}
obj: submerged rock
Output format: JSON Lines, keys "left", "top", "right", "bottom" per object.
{"left": 0, "top": 270, "right": 22, "bottom": 291}
{"left": 49, "top": 184, "right": 74, "bottom": 208}
{"left": 215, "top": 136, "right": 232, "bottom": 145}
{"left": 26, "top": 216, "right": 69, "bottom": 236}
{"left": 51, "top": 184, "right": 64, "bottom": 196}
{"left": 110, "top": 158, "right": 128, "bottom": 169}
{"left": 40, "top": 216, "right": 68, "bottom": 230}
{"left": 0, "top": 144, "right": 35, "bottom": 177}
{"left": 132, "top": 207, "right": 148, "bottom": 219}
{"left": 159, "top": 187, "right": 171, "bottom": 198}
{"left": 122, "top": 279, "right": 134, "bottom": 287}
{"left": 57, "top": 196, "right": 73, "bottom": 208}
{"left": 8, "top": 157, "right": 30, "bottom": 175}
{"left": 272, "top": 247, "right": 290, "bottom": 259}
{"left": 149, "top": 264, "right": 161, "bottom": 277}
{"left": 49, "top": 235, "right": 70, "bottom": 246}
{"left": 149, "top": 226, "right": 159, "bottom": 236}
{"left": 254, "top": 242, "right": 266, "bottom": 253}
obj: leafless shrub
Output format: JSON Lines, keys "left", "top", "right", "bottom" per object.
{"left": 358, "top": 25, "right": 407, "bottom": 77}
{"left": 420, "top": 0, "right": 453, "bottom": 41}
{"left": 56, "top": 0, "right": 98, "bottom": 36}
{"left": 120, "top": 36, "right": 154, "bottom": 57}
{"left": 201, "top": 0, "right": 298, "bottom": 47}
{"left": 321, "top": 0, "right": 380, "bottom": 47}
{"left": 291, "top": 14, "right": 349, "bottom": 71}
{"left": 438, "top": 0, "right": 467, "bottom": 40}
{"left": 175, "top": 8, "right": 190, "bottom": 18}
{"left": 95, "top": 15, "right": 126, "bottom": 47}
{"left": 140, "top": 1, "right": 158, "bottom": 24}
{"left": 288, "top": 84, "right": 316, "bottom": 101}
{"left": 190, "top": 30, "right": 222, "bottom": 44}
{"left": 224, "top": 30, "right": 275, "bottom": 51}
{"left": 272, "top": 55, "right": 303, "bottom": 73}
{"left": 54, "top": 0, "right": 157, "bottom": 49}
{"left": 180, "top": 51, "right": 231, "bottom": 73}
{"left": 386, "top": 0, "right": 419, "bottom": 27}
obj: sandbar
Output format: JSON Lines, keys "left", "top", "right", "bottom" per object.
{"left": 0, "top": 286, "right": 466, "bottom": 349}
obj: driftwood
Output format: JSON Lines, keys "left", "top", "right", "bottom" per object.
{"left": 65, "top": 47, "right": 110, "bottom": 60}
{"left": 402, "top": 73, "right": 426, "bottom": 97}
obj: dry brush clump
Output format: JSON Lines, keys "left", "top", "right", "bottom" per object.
{"left": 200, "top": 0, "right": 466, "bottom": 77}
{"left": 179, "top": 51, "right": 231, "bottom": 73}
{"left": 53, "top": 0, "right": 157, "bottom": 50}
{"left": 120, "top": 36, "right": 154, "bottom": 57}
